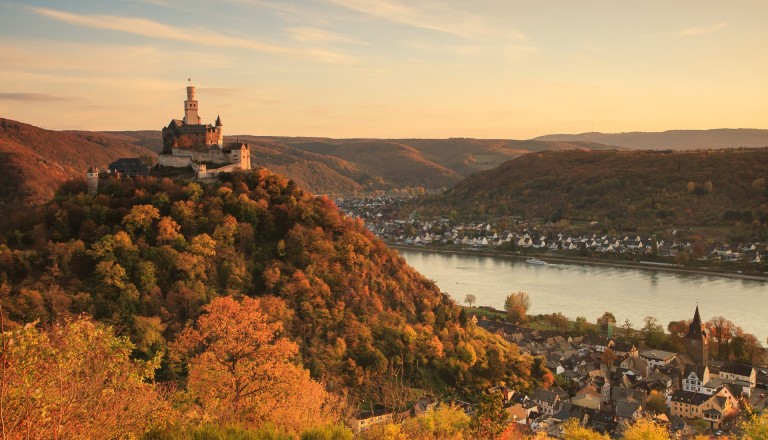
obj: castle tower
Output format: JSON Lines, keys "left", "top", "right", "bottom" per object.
{"left": 215, "top": 114, "right": 224, "bottom": 146}
{"left": 685, "top": 305, "right": 709, "bottom": 365}
{"left": 184, "top": 80, "right": 201, "bottom": 125}
{"left": 87, "top": 166, "right": 99, "bottom": 196}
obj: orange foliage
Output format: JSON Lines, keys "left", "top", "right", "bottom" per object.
{"left": 175, "top": 296, "right": 335, "bottom": 433}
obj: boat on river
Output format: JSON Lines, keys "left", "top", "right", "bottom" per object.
{"left": 525, "top": 258, "right": 547, "bottom": 265}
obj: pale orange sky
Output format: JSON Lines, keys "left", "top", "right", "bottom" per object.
{"left": 0, "top": 0, "right": 766, "bottom": 138}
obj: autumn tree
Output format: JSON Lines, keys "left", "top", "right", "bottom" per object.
{"left": 667, "top": 320, "right": 689, "bottom": 352}
{"left": 645, "top": 391, "right": 667, "bottom": 415}
{"left": 464, "top": 294, "right": 477, "bottom": 308}
{"left": 175, "top": 296, "right": 335, "bottom": 433}
{"left": 598, "top": 312, "right": 616, "bottom": 325}
{"left": 559, "top": 419, "right": 609, "bottom": 440}
{"left": 401, "top": 404, "right": 470, "bottom": 440}
{"left": 549, "top": 312, "right": 570, "bottom": 333}
{"left": 707, "top": 316, "right": 735, "bottom": 360}
{"left": 471, "top": 392, "right": 509, "bottom": 439}
{"left": 504, "top": 291, "right": 530, "bottom": 324}
{"left": 621, "top": 418, "right": 670, "bottom": 440}
{"left": 740, "top": 410, "right": 768, "bottom": 440}
{"left": 574, "top": 316, "right": 591, "bottom": 336}
{"left": 0, "top": 317, "right": 167, "bottom": 439}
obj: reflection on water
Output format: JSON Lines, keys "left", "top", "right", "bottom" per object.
{"left": 398, "top": 249, "right": 768, "bottom": 341}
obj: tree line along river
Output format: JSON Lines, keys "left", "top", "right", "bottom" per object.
{"left": 397, "top": 248, "right": 768, "bottom": 343}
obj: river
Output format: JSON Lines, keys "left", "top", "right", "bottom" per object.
{"left": 398, "top": 248, "right": 768, "bottom": 342}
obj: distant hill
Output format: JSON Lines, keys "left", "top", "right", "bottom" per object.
{"left": 111, "top": 130, "right": 618, "bottom": 193}
{"left": 534, "top": 129, "right": 768, "bottom": 150}
{"left": 0, "top": 119, "right": 155, "bottom": 205}
{"left": 414, "top": 148, "right": 768, "bottom": 231}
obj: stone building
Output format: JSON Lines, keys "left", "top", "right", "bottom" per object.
{"left": 158, "top": 80, "right": 251, "bottom": 174}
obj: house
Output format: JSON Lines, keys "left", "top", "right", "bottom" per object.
{"left": 533, "top": 388, "right": 562, "bottom": 415}
{"left": 609, "top": 340, "right": 638, "bottom": 358}
{"left": 352, "top": 407, "right": 394, "bottom": 432}
{"left": 718, "top": 363, "right": 757, "bottom": 391}
{"left": 614, "top": 399, "right": 643, "bottom": 423}
{"left": 572, "top": 383, "right": 602, "bottom": 410}
{"left": 668, "top": 386, "right": 739, "bottom": 429}
{"left": 582, "top": 335, "right": 610, "bottom": 352}
{"left": 108, "top": 158, "right": 151, "bottom": 177}
{"left": 620, "top": 357, "right": 649, "bottom": 378}
{"left": 640, "top": 349, "right": 677, "bottom": 368}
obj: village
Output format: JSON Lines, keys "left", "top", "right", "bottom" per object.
{"left": 335, "top": 196, "right": 767, "bottom": 268}
{"left": 353, "top": 305, "right": 768, "bottom": 437}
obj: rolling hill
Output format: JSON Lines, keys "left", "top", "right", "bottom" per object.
{"left": 413, "top": 148, "right": 768, "bottom": 231}
{"left": 535, "top": 129, "right": 768, "bottom": 150}
{"left": 0, "top": 118, "right": 155, "bottom": 205}
{"left": 110, "top": 130, "right": 619, "bottom": 193}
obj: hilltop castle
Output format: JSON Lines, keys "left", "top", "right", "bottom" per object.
{"left": 158, "top": 80, "right": 251, "bottom": 176}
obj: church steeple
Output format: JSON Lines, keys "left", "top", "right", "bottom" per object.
{"left": 687, "top": 305, "right": 703, "bottom": 337}
{"left": 215, "top": 114, "right": 222, "bottom": 126}
{"left": 685, "top": 305, "right": 708, "bottom": 365}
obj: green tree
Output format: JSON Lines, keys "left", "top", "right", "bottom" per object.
{"left": 642, "top": 316, "right": 666, "bottom": 348}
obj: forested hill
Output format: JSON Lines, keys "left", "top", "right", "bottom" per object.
{"left": 0, "top": 170, "right": 547, "bottom": 403}
{"left": 414, "top": 148, "right": 768, "bottom": 231}
{"left": 0, "top": 118, "right": 155, "bottom": 205}
{"left": 535, "top": 129, "right": 768, "bottom": 150}
{"left": 111, "top": 129, "right": 618, "bottom": 193}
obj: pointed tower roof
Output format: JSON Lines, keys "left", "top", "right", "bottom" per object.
{"left": 215, "top": 114, "right": 222, "bottom": 126}
{"left": 687, "top": 305, "right": 704, "bottom": 338}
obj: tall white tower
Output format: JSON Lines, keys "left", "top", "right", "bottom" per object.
{"left": 87, "top": 166, "right": 99, "bottom": 196}
{"left": 183, "top": 79, "right": 201, "bottom": 125}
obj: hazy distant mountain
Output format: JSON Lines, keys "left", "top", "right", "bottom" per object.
{"left": 534, "top": 129, "right": 768, "bottom": 150}
{"left": 0, "top": 119, "right": 155, "bottom": 205}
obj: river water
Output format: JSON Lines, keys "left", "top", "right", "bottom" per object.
{"left": 398, "top": 249, "right": 768, "bottom": 342}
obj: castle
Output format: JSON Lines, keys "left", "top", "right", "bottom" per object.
{"left": 158, "top": 80, "right": 251, "bottom": 177}
{"left": 87, "top": 81, "right": 252, "bottom": 196}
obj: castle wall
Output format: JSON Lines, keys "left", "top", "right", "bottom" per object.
{"left": 158, "top": 155, "right": 193, "bottom": 168}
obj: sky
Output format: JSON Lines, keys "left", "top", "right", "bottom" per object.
{"left": 0, "top": 0, "right": 766, "bottom": 138}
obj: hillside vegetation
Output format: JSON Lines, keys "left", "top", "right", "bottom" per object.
{"left": 110, "top": 129, "right": 619, "bottom": 193}
{"left": 415, "top": 148, "right": 768, "bottom": 234}
{"left": 0, "top": 118, "right": 155, "bottom": 205}
{"left": 535, "top": 128, "right": 768, "bottom": 150}
{"left": 0, "top": 170, "right": 549, "bottom": 434}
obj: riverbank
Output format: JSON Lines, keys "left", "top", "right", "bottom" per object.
{"left": 388, "top": 243, "right": 768, "bottom": 282}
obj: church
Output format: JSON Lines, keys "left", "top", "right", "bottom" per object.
{"left": 158, "top": 80, "right": 251, "bottom": 175}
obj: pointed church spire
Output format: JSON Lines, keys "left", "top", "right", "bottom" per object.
{"left": 215, "top": 114, "right": 222, "bottom": 126}
{"left": 687, "top": 305, "right": 704, "bottom": 338}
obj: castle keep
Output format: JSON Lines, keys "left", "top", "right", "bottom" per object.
{"left": 158, "top": 81, "right": 251, "bottom": 175}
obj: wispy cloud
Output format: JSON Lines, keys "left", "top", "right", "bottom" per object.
{"left": 28, "top": 6, "right": 350, "bottom": 62}
{"left": 327, "top": 0, "right": 526, "bottom": 41}
{"left": 677, "top": 22, "right": 728, "bottom": 36}
{"left": 0, "top": 92, "right": 76, "bottom": 102}
{"left": 287, "top": 27, "right": 364, "bottom": 45}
